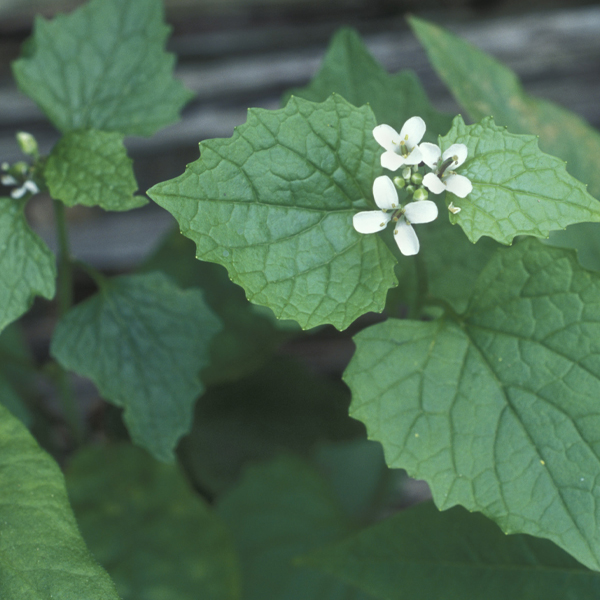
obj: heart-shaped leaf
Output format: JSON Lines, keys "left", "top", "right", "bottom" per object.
{"left": 50, "top": 272, "right": 222, "bottom": 462}
{"left": 12, "top": 0, "right": 192, "bottom": 136}
{"left": 345, "top": 239, "right": 600, "bottom": 571}
{"left": 148, "top": 94, "right": 397, "bottom": 330}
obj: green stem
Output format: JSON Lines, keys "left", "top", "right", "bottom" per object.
{"left": 407, "top": 252, "right": 429, "bottom": 320}
{"left": 422, "top": 297, "right": 462, "bottom": 321}
{"left": 73, "top": 259, "right": 110, "bottom": 292}
{"left": 52, "top": 200, "right": 83, "bottom": 444}
{"left": 54, "top": 200, "right": 73, "bottom": 316}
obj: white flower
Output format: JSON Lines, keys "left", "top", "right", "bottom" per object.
{"left": 353, "top": 175, "right": 438, "bottom": 256}
{"left": 420, "top": 143, "right": 473, "bottom": 198}
{"left": 373, "top": 117, "right": 426, "bottom": 171}
{"left": 10, "top": 180, "right": 39, "bottom": 199}
{"left": 448, "top": 201, "right": 461, "bottom": 214}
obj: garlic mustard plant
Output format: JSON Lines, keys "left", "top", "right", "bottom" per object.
{"left": 353, "top": 175, "right": 438, "bottom": 256}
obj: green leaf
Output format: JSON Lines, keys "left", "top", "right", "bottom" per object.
{"left": 303, "top": 502, "right": 600, "bottom": 600}
{"left": 66, "top": 443, "right": 240, "bottom": 600}
{"left": 50, "top": 272, "right": 222, "bottom": 462}
{"left": 345, "top": 239, "right": 600, "bottom": 571}
{"left": 0, "top": 403, "right": 119, "bottom": 599}
{"left": 286, "top": 28, "right": 452, "bottom": 142}
{"left": 44, "top": 129, "right": 145, "bottom": 211}
{"left": 179, "top": 356, "right": 364, "bottom": 494}
{"left": 439, "top": 116, "right": 600, "bottom": 245}
{"left": 0, "top": 197, "right": 55, "bottom": 333}
{"left": 148, "top": 94, "right": 397, "bottom": 331}
{"left": 141, "top": 228, "right": 296, "bottom": 386}
{"left": 408, "top": 16, "right": 600, "bottom": 201}
{"left": 12, "top": 0, "right": 193, "bottom": 136}
{"left": 0, "top": 324, "right": 36, "bottom": 426}
{"left": 217, "top": 455, "right": 373, "bottom": 600}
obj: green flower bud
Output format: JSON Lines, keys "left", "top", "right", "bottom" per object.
{"left": 405, "top": 184, "right": 416, "bottom": 195}
{"left": 402, "top": 167, "right": 412, "bottom": 180}
{"left": 413, "top": 187, "right": 428, "bottom": 201}
{"left": 411, "top": 172, "right": 423, "bottom": 185}
{"left": 16, "top": 132, "right": 38, "bottom": 158}
{"left": 393, "top": 176, "right": 406, "bottom": 189}
{"left": 412, "top": 165, "right": 419, "bottom": 173}
{"left": 13, "top": 162, "right": 29, "bottom": 177}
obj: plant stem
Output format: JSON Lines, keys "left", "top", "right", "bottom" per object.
{"left": 407, "top": 252, "right": 429, "bottom": 320}
{"left": 52, "top": 200, "right": 83, "bottom": 444}
{"left": 73, "top": 259, "right": 110, "bottom": 292}
{"left": 54, "top": 200, "right": 73, "bottom": 316}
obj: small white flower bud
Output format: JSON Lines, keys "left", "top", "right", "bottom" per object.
{"left": 16, "top": 132, "right": 39, "bottom": 157}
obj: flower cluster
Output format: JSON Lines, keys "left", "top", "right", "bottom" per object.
{"left": 353, "top": 116, "right": 473, "bottom": 256}
{"left": 1, "top": 162, "right": 40, "bottom": 199}
{"left": 1, "top": 132, "right": 41, "bottom": 200}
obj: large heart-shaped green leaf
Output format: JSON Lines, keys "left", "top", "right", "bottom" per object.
{"left": 12, "top": 0, "right": 192, "bottom": 136}
{"left": 50, "top": 272, "right": 222, "bottom": 462}
{"left": 67, "top": 444, "right": 240, "bottom": 600}
{"left": 345, "top": 239, "right": 600, "bottom": 571}
{"left": 303, "top": 502, "right": 600, "bottom": 599}
{"left": 148, "top": 94, "right": 397, "bottom": 331}
{"left": 0, "top": 197, "right": 55, "bottom": 333}
{"left": 45, "top": 129, "right": 145, "bottom": 211}
{"left": 0, "top": 403, "right": 119, "bottom": 599}
{"left": 439, "top": 116, "right": 600, "bottom": 245}
{"left": 286, "top": 27, "right": 452, "bottom": 142}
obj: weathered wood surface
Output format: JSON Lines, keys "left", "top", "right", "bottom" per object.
{"left": 1, "top": 5, "right": 599, "bottom": 268}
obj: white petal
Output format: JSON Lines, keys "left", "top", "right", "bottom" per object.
{"left": 442, "top": 143, "right": 468, "bottom": 168}
{"left": 24, "top": 180, "right": 39, "bottom": 194}
{"left": 399, "top": 116, "right": 426, "bottom": 148}
{"left": 372, "top": 175, "right": 399, "bottom": 210}
{"left": 444, "top": 174, "right": 473, "bottom": 198}
{"left": 381, "top": 151, "right": 406, "bottom": 171}
{"left": 403, "top": 146, "right": 423, "bottom": 166}
{"left": 373, "top": 124, "right": 400, "bottom": 151}
{"left": 419, "top": 143, "right": 441, "bottom": 169}
{"left": 422, "top": 172, "right": 446, "bottom": 195}
{"left": 10, "top": 185, "right": 27, "bottom": 199}
{"left": 1, "top": 175, "right": 18, "bottom": 186}
{"left": 353, "top": 210, "right": 391, "bottom": 234}
{"left": 394, "top": 220, "right": 420, "bottom": 256}
{"left": 403, "top": 200, "right": 438, "bottom": 224}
